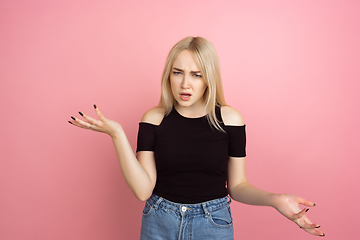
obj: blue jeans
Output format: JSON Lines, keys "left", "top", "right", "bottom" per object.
{"left": 140, "top": 194, "right": 234, "bottom": 240}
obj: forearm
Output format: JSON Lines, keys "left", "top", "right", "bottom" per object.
{"left": 111, "top": 130, "right": 154, "bottom": 201}
{"left": 229, "top": 182, "right": 280, "bottom": 207}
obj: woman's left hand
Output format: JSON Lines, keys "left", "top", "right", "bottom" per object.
{"left": 274, "top": 194, "right": 324, "bottom": 236}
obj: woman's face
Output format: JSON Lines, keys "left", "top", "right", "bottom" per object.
{"left": 170, "top": 50, "right": 207, "bottom": 113}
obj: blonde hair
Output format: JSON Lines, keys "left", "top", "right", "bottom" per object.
{"left": 159, "top": 36, "right": 227, "bottom": 131}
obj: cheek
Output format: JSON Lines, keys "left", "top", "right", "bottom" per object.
{"left": 169, "top": 78, "right": 177, "bottom": 96}
{"left": 200, "top": 82, "right": 208, "bottom": 93}
{"left": 169, "top": 76, "right": 178, "bottom": 87}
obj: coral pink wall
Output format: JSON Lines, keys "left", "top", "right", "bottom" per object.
{"left": 1, "top": 0, "right": 359, "bottom": 239}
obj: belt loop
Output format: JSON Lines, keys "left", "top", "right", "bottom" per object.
{"left": 153, "top": 196, "right": 163, "bottom": 210}
{"left": 227, "top": 195, "right": 232, "bottom": 204}
{"left": 202, "top": 203, "right": 210, "bottom": 217}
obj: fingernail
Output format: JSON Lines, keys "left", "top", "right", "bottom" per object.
{"left": 94, "top": 104, "right": 97, "bottom": 109}
{"left": 313, "top": 203, "right": 316, "bottom": 207}
{"left": 320, "top": 233, "right": 325, "bottom": 237}
{"left": 79, "top": 111, "right": 83, "bottom": 116}
{"left": 315, "top": 225, "right": 321, "bottom": 228}
{"left": 305, "top": 208, "right": 309, "bottom": 212}
{"left": 68, "top": 121, "right": 73, "bottom": 124}
{"left": 71, "top": 116, "right": 75, "bottom": 120}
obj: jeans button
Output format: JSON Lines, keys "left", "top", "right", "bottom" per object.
{"left": 181, "top": 206, "right": 187, "bottom": 212}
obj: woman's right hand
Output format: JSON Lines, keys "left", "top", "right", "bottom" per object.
{"left": 68, "top": 104, "right": 123, "bottom": 138}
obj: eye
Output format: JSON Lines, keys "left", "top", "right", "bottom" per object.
{"left": 193, "top": 74, "right": 202, "bottom": 78}
{"left": 173, "top": 71, "right": 182, "bottom": 75}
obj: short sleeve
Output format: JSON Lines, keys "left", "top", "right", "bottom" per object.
{"left": 136, "top": 122, "right": 156, "bottom": 152}
{"left": 226, "top": 125, "right": 246, "bottom": 157}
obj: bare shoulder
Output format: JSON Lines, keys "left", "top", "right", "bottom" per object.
{"left": 221, "top": 105, "right": 245, "bottom": 126}
{"left": 141, "top": 107, "right": 166, "bottom": 125}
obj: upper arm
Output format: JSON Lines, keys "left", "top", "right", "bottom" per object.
{"left": 221, "top": 105, "right": 245, "bottom": 126}
{"left": 227, "top": 156, "right": 248, "bottom": 194}
{"left": 222, "top": 106, "right": 247, "bottom": 192}
{"left": 136, "top": 107, "right": 165, "bottom": 187}
{"left": 136, "top": 151, "right": 157, "bottom": 188}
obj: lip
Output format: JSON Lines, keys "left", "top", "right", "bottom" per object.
{"left": 179, "top": 93, "right": 192, "bottom": 101}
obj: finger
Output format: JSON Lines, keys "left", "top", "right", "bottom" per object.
{"left": 69, "top": 118, "right": 104, "bottom": 132}
{"left": 93, "top": 104, "right": 106, "bottom": 121}
{"left": 297, "top": 216, "right": 321, "bottom": 234}
{"left": 295, "top": 213, "right": 323, "bottom": 237}
{"left": 298, "top": 197, "right": 316, "bottom": 207}
{"left": 293, "top": 208, "right": 309, "bottom": 220}
{"left": 296, "top": 214, "right": 320, "bottom": 229}
{"left": 68, "top": 118, "right": 89, "bottom": 129}
{"left": 78, "top": 111, "right": 101, "bottom": 126}
{"left": 302, "top": 227, "right": 325, "bottom": 237}
{"left": 69, "top": 116, "right": 89, "bottom": 127}
{"left": 70, "top": 116, "right": 93, "bottom": 128}
{"left": 300, "top": 222, "right": 320, "bottom": 229}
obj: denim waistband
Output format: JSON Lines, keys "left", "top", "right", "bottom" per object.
{"left": 147, "top": 194, "right": 231, "bottom": 215}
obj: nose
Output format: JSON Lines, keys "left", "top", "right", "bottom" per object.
{"left": 181, "top": 74, "right": 190, "bottom": 89}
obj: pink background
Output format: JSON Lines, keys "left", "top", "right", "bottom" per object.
{"left": 1, "top": 0, "right": 359, "bottom": 239}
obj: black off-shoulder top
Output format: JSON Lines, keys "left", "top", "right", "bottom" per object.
{"left": 136, "top": 106, "right": 246, "bottom": 204}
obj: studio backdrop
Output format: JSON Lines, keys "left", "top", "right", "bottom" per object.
{"left": 1, "top": 0, "right": 359, "bottom": 239}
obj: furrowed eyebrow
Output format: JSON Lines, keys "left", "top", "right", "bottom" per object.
{"left": 173, "top": 67, "right": 201, "bottom": 74}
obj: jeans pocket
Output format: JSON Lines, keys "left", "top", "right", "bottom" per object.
{"left": 142, "top": 201, "right": 154, "bottom": 217}
{"left": 208, "top": 204, "right": 233, "bottom": 229}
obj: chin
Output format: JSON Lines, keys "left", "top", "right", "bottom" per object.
{"left": 177, "top": 101, "right": 193, "bottom": 107}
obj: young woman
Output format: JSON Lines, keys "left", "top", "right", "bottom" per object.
{"left": 69, "top": 37, "right": 324, "bottom": 239}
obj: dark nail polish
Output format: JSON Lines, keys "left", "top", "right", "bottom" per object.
{"left": 313, "top": 203, "right": 316, "bottom": 207}
{"left": 315, "top": 225, "right": 321, "bottom": 228}
{"left": 94, "top": 104, "right": 97, "bottom": 109}
{"left": 305, "top": 208, "right": 309, "bottom": 212}
{"left": 79, "top": 111, "right": 83, "bottom": 116}
{"left": 320, "top": 233, "right": 325, "bottom": 237}
{"left": 68, "top": 121, "right": 73, "bottom": 124}
{"left": 71, "top": 116, "right": 75, "bottom": 120}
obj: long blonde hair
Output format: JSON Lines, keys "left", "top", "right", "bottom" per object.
{"left": 159, "top": 36, "right": 227, "bottom": 131}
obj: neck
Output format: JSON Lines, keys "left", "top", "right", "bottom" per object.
{"left": 174, "top": 102, "right": 207, "bottom": 118}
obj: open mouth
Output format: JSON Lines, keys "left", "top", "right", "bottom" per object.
{"left": 180, "top": 93, "right": 191, "bottom": 100}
